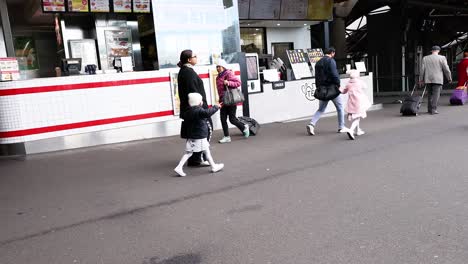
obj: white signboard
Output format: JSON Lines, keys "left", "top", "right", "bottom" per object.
{"left": 69, "top": 39, "right": 99, "bottom": 72}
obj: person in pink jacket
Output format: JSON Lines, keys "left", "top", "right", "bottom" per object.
{"left": 216, "top": 59, "right": 249, "bottom": 143}
{"left": 340, "top": 70, "right": 371, "bottom": 140}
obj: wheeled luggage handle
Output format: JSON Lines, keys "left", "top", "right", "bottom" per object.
{"left": 410, "top": 84, "right": 427, "bottom": 98}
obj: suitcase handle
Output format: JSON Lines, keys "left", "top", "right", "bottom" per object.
{"left": 410, "top": 84, "right": 427, "bottom": 98}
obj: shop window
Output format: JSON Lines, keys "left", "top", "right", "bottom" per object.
{"left": 153, "top": 0, "right": 241, "bottom": 69}
{"left": 240, "top": 28, "right": 266, "bottom": 54}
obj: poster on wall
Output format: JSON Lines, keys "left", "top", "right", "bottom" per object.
{"left": 280, "top": 0, "right": 308, "bottom": 19}
{"left": 170, "top": 72, "right": 180, "bottom": 116}
{"left": 113, "top": 0, "right": 132, "bottom": 13}
{"left": 210, "top": 69, "right": 220, "bottom": 104}
{"left": 105, "top": 30, "right": 133, "bottom": 67}
{"left": 0, "top": 58, "right": 20, "bottom": 81}
{"left": 133, "top": 0, "right": 150, "bottom": 13}
{"left": 14, "top": 37, "right": 39, "bottom": 71}
{"left": 41, "top": 0, "right": 66, "bottom": 12}
{"left": 286, "top": 49, "right": 312, "bottom": 79}
{"left": 68, "top": 0, "right": 89, "bottom": 12}
{"left": 90, "top": 0, "right": 110, "bottom": 12}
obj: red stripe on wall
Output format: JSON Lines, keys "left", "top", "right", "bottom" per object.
{"left": 0, "top": 76, "right": 172, "bottom": 96}
{"left": 0, "top": 71, "right": 217, "bottom": 96}
{"left": 0, "top": 110, "right": 174, "bottom": 138}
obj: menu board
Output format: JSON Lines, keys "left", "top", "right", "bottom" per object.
{"left": 306, "top": 48, "right": 324, "bottom": 64}
{"left": 90, "top": 0, "right": 110, "bottom": 12}
{"left": 113, "top": 0, "right": 132, "bottom": 13}
{"left": 286, "top": 49, "right": 312, "bottom": 79}
{"left": 133, "top": 0, "right": 150, "bottom": 13}
{"left": 280, "top": 0, "right": 308, "bottom": 19}
{"left": 238, "top": 0, "right": 332, "bottom": 21}
{"left": 306, "top": 48, "right": 323, "bottom": 77}
{"left": 42, "top": 0, "right": 66, "bottom": 12}
{"left": 68, "top": 0, "right": 89, "bottom": 12}
{"left": 249, "top": 0, "right": 281, "bottom": 19}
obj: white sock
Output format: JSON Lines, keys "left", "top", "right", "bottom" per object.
{"left": 175, "top": 152, "right": 193, "bottom": 170}
{"left": 203, "top": 149, "right": 216, "bottom": 167}
{"left": 349, "top": 118, "right": 361, "bottom": 133}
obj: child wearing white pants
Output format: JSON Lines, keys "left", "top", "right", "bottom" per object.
{"left": 340, "top": 70, "right": 371, "bottom": 140}
{"left": 175, "top": 93, "right": 224, "bottom": 176}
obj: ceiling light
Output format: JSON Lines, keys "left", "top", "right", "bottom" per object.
{"left": 255, "top": 28, "right": 259, "bottom": 31}
{"left": 304, "top": 24, "right": 307, "bottom": 26}
{"left": 277, "top": 23, "right": 281, "bottom": 26}
{"left": 248, "top": 24, "right": 250, "bottom": 26}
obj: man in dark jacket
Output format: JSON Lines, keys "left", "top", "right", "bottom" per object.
{"left": 307, "top": 47, "right": 346, "bottom": 136}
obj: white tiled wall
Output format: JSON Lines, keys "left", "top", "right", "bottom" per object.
{"left": 0, "top": 65, "right": 241, "bottom": 144}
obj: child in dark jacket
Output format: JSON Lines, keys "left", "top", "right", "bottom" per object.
{"left": 175, "top": 93, "right": 224, "bottom": 176}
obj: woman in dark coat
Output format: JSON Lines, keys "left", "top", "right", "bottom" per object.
{"left": 177, "top": 50, "right": 211, "bottom": 166}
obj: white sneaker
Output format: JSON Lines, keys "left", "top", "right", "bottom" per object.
{"left": 338, "top": 127, "right": 349, "bottom": 133}
{"left": 243, "top": 125, "right": 250, "bottom": 138}
{"left": 200, "top": 161, "right": 211, "bottom": 167}
{"left": 307, "top": 124, "right": 315, "bottom": 135}
{"left": 211, "top": 163, "right": 224, "bottom": 173}
{"left": 347, "top": 131, "right": 356, "bottom": 140}
{"left": 219, "top": 136, "right": 231, "bottom": 144}
{"left": 174, "top": 167, "right": 186, "bottom": 177}
{"left": 356, "top": 129, "right": 366, "bottom": 136}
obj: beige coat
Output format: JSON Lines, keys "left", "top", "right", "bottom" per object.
{"left": 419, "top": 54, "right": 452, "bottom": 84}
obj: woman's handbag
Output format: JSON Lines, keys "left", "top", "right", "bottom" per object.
{"left": 223, "top": 85, "right": 245, "bottom": 106}
{"left": 314, "top": 84, "right": 341, "bottom": 101}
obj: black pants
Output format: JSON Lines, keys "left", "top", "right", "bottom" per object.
{"left": 220, "top": 105, "right": 245, "bottom": 137}
{"left": 187, "top": 118, "right": 212, "bottom": 166}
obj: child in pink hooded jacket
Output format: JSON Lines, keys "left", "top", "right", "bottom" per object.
{"left": 340, "top": 70, "right": 371, "bottom": 140}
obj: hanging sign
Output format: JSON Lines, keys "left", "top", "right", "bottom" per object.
{"left": 133, "top": 0, "right": 150, "bottom": 13}
{"left": 90, "top": 0, "right": 110, "bottom": 12}
{"left": 42, "top": 0, "right": 66, "bottom": 12}
{"left": 68, "top": 0, "right": 89, "bottom": 12}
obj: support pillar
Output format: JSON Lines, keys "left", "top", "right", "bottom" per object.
{"left": 0, "top": 0, "right": 15, "bottom": 57}
{"left": 330, "top": 17, "right": 347, "bottom": 69}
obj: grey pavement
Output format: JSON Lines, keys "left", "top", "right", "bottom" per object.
{"left": 2, "top": 97, "right": 468, "bottom": 264}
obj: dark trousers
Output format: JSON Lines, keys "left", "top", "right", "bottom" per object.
{"left": 427, "top": 83, "right": 442, "bottom": 113}
{"left": 220, "top": 105, "right": 245, "bottom": 137}
{"left": 187, "top": 118, "right": 212, "bottom": 166}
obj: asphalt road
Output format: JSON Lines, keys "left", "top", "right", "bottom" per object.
{"left": 1, "top": 100, "right": 468, "bottom": 264}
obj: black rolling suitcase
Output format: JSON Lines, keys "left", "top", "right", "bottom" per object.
{"left": 238, "top": 116, "right": 260, "bottom": 136}
{"left": 400, "top": 85, "right": 426, "bottom": 116}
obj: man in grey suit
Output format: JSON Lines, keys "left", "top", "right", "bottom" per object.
{"left": 419, "top": 45, "right": 452, "bottom": 114}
